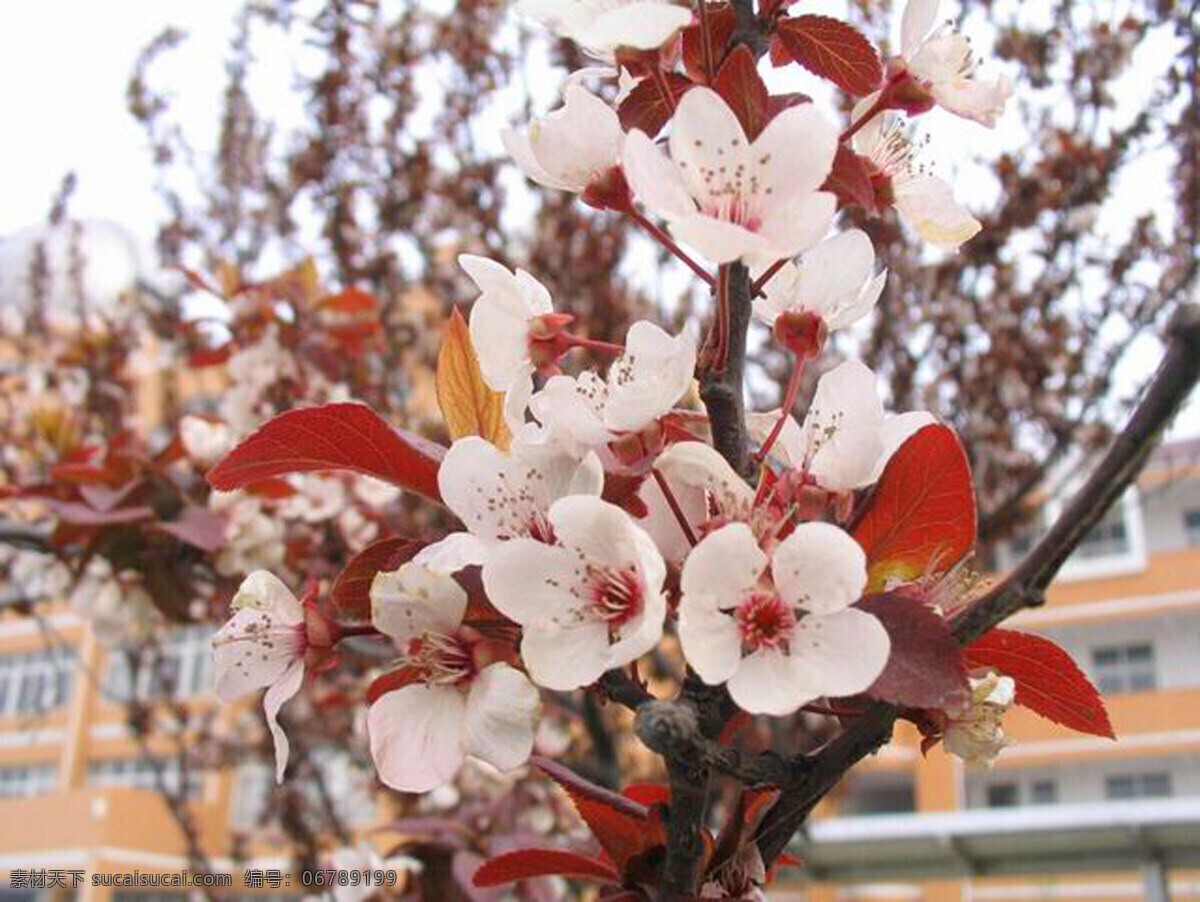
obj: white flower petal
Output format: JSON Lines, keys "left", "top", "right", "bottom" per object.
{"left": 412, "top": 532, "right": 490, "bottom": 573}
{"left": 728, "top": 648, "right": 809, "bottom": 716}
{"left": 894, "top": 174, "right": 981, "bottom": 250}
{"left": 871, "top": 411, "right": 938, "bottom": 482}
{"left": 622, "top": 129, "right": 697, "bottom": 221}
{"left": 656, "top": 440, "right": 755, "bottom": 518}
{"left": 502, "top": 127, "right": 573, "bottom": 191}
{"left": 772, "top": 522, "right": 867, "bottom": 615}
{"left": 681, "top": 523, "right": 767, "bottom": 613}
{"left": 590, "top": 2, "right": 693, "bottom": 51}
{"left": 678, "top": 595, "right": 743, "bottom": 685}
{"left": 670, "top": 214, "right": 770, "bottom": 264}
{"left": 463, "top": 663, "right": 540, "bottom": 772}
{"left": 752, "top": 101, "right": 839, "bottom": 201}
{"left": 604, "top": 321, "right": 696, "bottom": 432}
{"left": 757, "top": 191, "right": 837, "bottom": 260}
{"left": 550, "top": 496, "right": 665, "bottom": 586}
{"left": 521, "top": 621, "right": 614, "bottom": 690}
{"left": 370, "top": 563, "right": 467, "bottom": 643}
{"left": 483, "top": 539, "right": 582, "bottom": 626}
{"left": 232, "top": 570, "right": 304, "bottom": 624}
{"left": 801, "top": 360, "right": 885, "bottom": 491}
{"left": 900, "top": 0, "right": 939, "bottom": 57}
{"left": 368, "top": 684, "right": 467, "bottom": 793}
{"left": 669, "top": 88, "right": 751, "bottom": 213}
{"left": 265, "top": 659, "right": 304, "bottom": 782}
{"left": 789, "top": 607, "right": 890, "bottom": 699}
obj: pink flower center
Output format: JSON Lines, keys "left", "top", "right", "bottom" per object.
{"left": 586, "top": 566, "right": 644, "bottom": 633}
{"left": 735, "top": 592, "right": 796, "bottom": 652}
{"left": 405, "top": 630, "right": 477, "bottom": 686}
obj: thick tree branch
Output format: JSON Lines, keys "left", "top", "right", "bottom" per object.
{"left": 756, "top": 303, "right": 1200, "bottom": 869}
{"left": 700, "top": 262, "right": 753, "bottom": 475}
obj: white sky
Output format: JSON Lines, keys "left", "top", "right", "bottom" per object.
{"left": 1, "top": 0, "right": 1196, "bottom": 437}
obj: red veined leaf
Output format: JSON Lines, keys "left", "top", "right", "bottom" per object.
{"left": 623, "top": 783, "right": 671, "bottom": 807}
{"left": 207, "top": 403, "right": 444, "bottom": 504}
{"left": 681, "top": 3, "right": 736, "bottom": 83}
{"left": 472, "top": 848, "right": 620, "bottom": 888}
{"left": 857, "top": 591, "right": 969, "bottom": 711}
{"left": 852, "top": 424, "right": 976, "bottom": 593}
{"left": 713, "top": 45, "right": 770, "bottom": 140}
{"left": 766, "top": 90, "right": 811, "bottom": 120}
{"left": 533, "top": 757, "right": 663, "bottom": 870}
{"left": 331, "top": 536, "right": 424, "bottom": 620}
{"left": 712, "top": 785, "right": 779, "bottom": 877}
{"left": 618, "top": 72, "right": 694, "bottom": 138}
{"left": 771, "top": 15, "right": 883, "bottom": 96}
{"left": 151, "top": 506, "right": 226, "bottom": 552}
{"left": 822, "top": 143, "right": 877, "bottom": 212}
{"left": 366, "top": 665, "right": 425, "bottom": 706}
{"left": 965, "top": 629, "right": 1115, "bottom": 739}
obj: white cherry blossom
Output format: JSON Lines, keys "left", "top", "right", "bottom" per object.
{"left": 679, "top": 522, "right": 889, "bottom": 715}
{"left": 899, "top": 0, "right": 1013, "bottom": 127}
{"left": 367, "top": 563, "right": 540, "bottom": 793}
{"left": 517, "top": 0, "right": 693, "bottom": 59}
{"left": 459, "top": 254, "right": 560, "bottom": 397}
{"left": 523, "top": 320, "right": 696, "bottom": 454}
{"left": 211, "top": 571, "right": 309, "bottom": 782}
{"left": 747, "top": 360, "right": 935, "bottom": 490}
{"left": 179, "top": 415, "right": 236, "bottom": 467}
{"left": 752, "top": 230, "right": 886, "bottom": 333}
{"left": 854, "top": 109, "right": 980, "bottom": 250}
{"left": 417, "top": 436, "right": 604, "bottom": 573}
{"left": 623, "top": 88, "right": 838, "bottom": 264}
{"left": 943, "top": 671, "right": 1015, "bottom": 766}
{"left": 638, "top": 440, "right": 755, "bottom": 565}
{"left": 483, "top": 496, "right": 667, "bottom": 691}
{"left": 503, "top": 84, "right": 623, "bottom": 194}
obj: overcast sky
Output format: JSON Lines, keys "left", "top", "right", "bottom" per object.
{"left": 2, "top": 1, "right": 1196, "bottom": 438}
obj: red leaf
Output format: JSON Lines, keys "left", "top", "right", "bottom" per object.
{"left": 681, "top": 4, "right": 736, "bottom": 83}
{"left": 243, "top": 477, "right": 298, "bottom": 499}
{"left": 533, "top": 757, "right": 663, "bottom": 871}
{"left": 857, "top": 591, "right": 969, "bottom": 711}
{"left": 713, "top": 46, "right": 770, "bottom": 140}
{"left": 965, "top": 629, "right": 1115, "bottom": 739}
{"left": 472, "top": 848, "right": 620, "bottom": 888}
{"left": 331, "top": 536, "right": 424, "bottom": 620}
{"left": 623, "top": 783, "right": 671, "bottom": 807}
{"left": 320, "top": 287, "right": 377, "bottom": 313}
{"left": 851, "top": 424, "right": 976, "bottom": 593}
{"left": 366, "top": 665, "right": 424, "bottom": 706}
{"left": 207, "top": 403, "right": 444, "bottom": 504}
{"left": 618, "top": 73, "right": 694, "bottom": 139}
{"left": 822, "top": 143, "right": 877, "bottom": 212}
{"left": 152, "top": 506, "right": 226, "bottom": 552}
{"left": 772, "top": 15, "right": 883, "bottom": 96}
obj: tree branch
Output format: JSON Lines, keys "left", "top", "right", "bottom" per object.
{"left": 755, "top": 303, "right": 1200, "bottom": 869}
{"left": 700, "top": 262, "right": 753, "bottom": 475}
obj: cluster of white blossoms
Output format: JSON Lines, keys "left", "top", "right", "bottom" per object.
{"left": 211, "top": 0, "right": 1015, "bottom": 791}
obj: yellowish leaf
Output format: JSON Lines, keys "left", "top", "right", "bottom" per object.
{"left": 436, "top": 307, "right": 511, "bottom": 450}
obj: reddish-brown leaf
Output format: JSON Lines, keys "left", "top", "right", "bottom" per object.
{"left": 823, "top": 143, "right": 877, "bottom": 212}
{"left": 852, "top": 424, "right": 976, "bottom": 593}
{"left": 857, "top": 591, "right": 969, "bottom": 711}
{"left": 713, "top": 46, "right": 770, "bottom": 140}
{"left": 681, "top": 3, "right": 736, "bottom": 83}
{"left": 207, "top": 403, "right": 444, "bottom": 504}
{"left": 436, "top": 307, "right": 510, "bottom": 450}
{"left": 320, "top": 286, "right": 377, "bottom": 313}
{"left": 533, "top": 757, "right": 663, "bottom": 871}
{"left": 622, "top": 783, "right": 671, "bottom": 807}
{"left": 152, "top": 506, "right": 226, "bottom": 552}
{"left": 331, "top": 536, "right": 424, "bottom": 620}
{"left": 45, "top": 500, "right": 154, "bottom": 526}
{"left": 473, "top": 848, "right": 620, "bottom": 888}
{"left": 772, "top": 15, "right": 883, "bottom": 96}
{"left": 618, "top": 73, "right": 694, "bottom": 139}
{"left": 965, "top": 629, "right": 1115, "bottom": 739}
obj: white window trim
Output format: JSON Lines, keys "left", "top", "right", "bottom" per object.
{"left": 1054, "top": 485, "right": 1147, "bottom": 582}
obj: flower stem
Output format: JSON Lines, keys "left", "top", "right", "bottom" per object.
{"left": 565, "top": 334, "right": 626, "bottom": 356}
{"left": 750, "top": 257, "right": 788, "bottom": 296}
{"left": 754, "top": 356, "right": 805, "bottom": 463}
{"left": 652, "top": 467, "right": 698, "bottom": 548}
{"left": 840, "top": 92, "right": 888, "bottom": 144}
{"left": 628, "top": 210, "right": 716, "bottom": 288}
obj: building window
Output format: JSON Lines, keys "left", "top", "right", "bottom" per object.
{"left": 1105, "top": 772, "right": 1172, "bottom": 800}
{"left": 1185, "top": 509, "right": 1200, "bottom": 545}
{"left": 0, "top": 763, "right": 58, "bottom": 798}
{"left": 1091, "top": 642, "right": 1157, "bottom": 694}
{"left": 104, "top": 626, "right": 214, "bottom": 703}
{"left": 986, "top": 783, "right": 1020, "bottom": 808}
{"left": 0, "top": 649, "right": 74, "bottom": 717}
{"left": 88, "top": 758, "right": 202, "bottom": 798}
{"left": 1075, "top": 505, "right": 1130, "bottom": 559}
{"left": 843, "top": 782, "right": 916, "bottom": 816}
{"left": 1030, "top": 780, "right": 1058, "bottom": 805}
